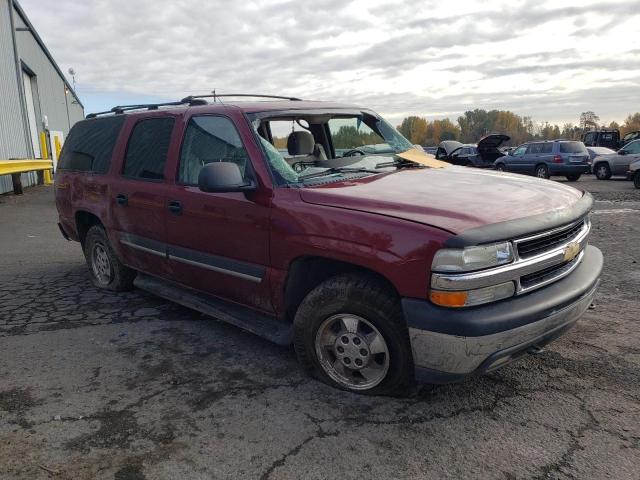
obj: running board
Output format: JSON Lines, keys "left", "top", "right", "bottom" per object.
{"left": 134, "top": 273, "right": 293, "bottom": 345}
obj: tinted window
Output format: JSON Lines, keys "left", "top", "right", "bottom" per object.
{"left": 583, "top": 132, "right": 594, "bottom": 144}
{"left": 123, "top": 118, "right": 175, "bottom": 180}
{"left": 559, "top": 142, "right": 587, "bottom": 154}
{"left": 513, "top": 145, "right": 527, "bottom": 156}
{"left": 528, "top": 143, "right": 542, "bottom": 154}
{"left": 179, "top": 116, "right": 249, "bottom": 185}
{"left": 58, "top": 116, "right": 125, "bottom": 173}
{"left": 540, "top": 143, "right": 553, "bottom": 153}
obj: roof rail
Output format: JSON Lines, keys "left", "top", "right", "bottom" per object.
{"left": 85, "top": 93, "right": 302, "bottom": 119}
{"left": 180, "top": 93, "right": 303, "bottom": 104}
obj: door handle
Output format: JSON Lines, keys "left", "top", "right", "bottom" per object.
{"left": 168, "top": 200, "right": 183, "bottom": 215}
{"left": 115, "top": 193, "right": 128, "bottom": 206}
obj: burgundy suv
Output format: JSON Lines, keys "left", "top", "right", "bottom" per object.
{"left": 55, "top": 94, "right": 602, "bottom": 395}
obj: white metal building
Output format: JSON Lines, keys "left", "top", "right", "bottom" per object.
{"left": 0, "top": 0, "right": 84, "bottom": 193}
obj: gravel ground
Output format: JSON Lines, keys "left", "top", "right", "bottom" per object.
{"left": 0, "top": 176, "right": 638, "bottom": 480}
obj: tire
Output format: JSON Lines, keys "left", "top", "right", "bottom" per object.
{"left": 465, "top": 161, "right": 474, "bottom": 168}
{"left": 635, "top": 172, "right": 640, "bottom": 189}
{"left": 594, "top": 163, "right": 611, "bottom": 180}
{"left": 495, "top": 163, "right": 506, "bottom": 172}
{"left": 565, "top": 174, "right": 581, "bottom": 182}
{"left": 535, "top": 164, "right": 550, "bottom": 179}
{"left": 293, "top": 274, "right": 414, "bottom": 396}
{"left": 83, "top": 225, "right": 136, "bottom": 291}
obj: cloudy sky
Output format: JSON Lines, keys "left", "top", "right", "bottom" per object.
{"left": 19, "top": 0, "right": 640, "bottom": 125}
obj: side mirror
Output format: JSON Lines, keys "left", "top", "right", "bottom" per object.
{"left": 198, "top": 162, "right": 256, "bottom": 193}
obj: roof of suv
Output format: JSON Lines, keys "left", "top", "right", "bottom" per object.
{"left": 86, "top": 95, "right": 362, "bottom": 119}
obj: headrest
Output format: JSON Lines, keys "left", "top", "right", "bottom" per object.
{"left": 287, "top": 131, "right": 315, "bottom": 155}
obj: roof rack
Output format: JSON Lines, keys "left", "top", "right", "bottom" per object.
{"left": 180, "top": 93, "right": 303, "bottom": 103}
{"left": 85, "top": 93, "right": 302, "bottom": 119}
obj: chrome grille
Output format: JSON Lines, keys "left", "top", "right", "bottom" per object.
{"left": 516, "top": 219, "right": 586, "bottom": 259}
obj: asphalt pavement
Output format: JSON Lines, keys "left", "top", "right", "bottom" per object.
{"left": 1, "top": 176, "right": 639, "bottom": 479}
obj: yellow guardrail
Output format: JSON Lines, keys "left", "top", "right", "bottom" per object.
{"left": 0, "top": 159, "right": 54, "bottom": 195}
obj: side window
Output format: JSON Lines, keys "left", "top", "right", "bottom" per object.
{"left": 625, "top": 141, "right": 640, "bottom": 154}
{"left": 179, "top": 116, "right": 249, "bottom": 185}
{"left": 512, "top": 145, "right": 527, "bottom": 156}
{"left": 58, "top": 116, "right": 125, "bottom": 173}
{"left": 123, "top": 118, "right": 174, "bottom": 180}
{"left": 540, "top": 143, "right": 553, "bottom": 154}
{"left": 527, "top": 143, "right": 542, "bottom": 154}
{"left": 583, "top": 132, "right": 594, "bottom": 144}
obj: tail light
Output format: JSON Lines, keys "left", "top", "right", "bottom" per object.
{"left": 553, "top": 155, "right": 563, "bottom": 163}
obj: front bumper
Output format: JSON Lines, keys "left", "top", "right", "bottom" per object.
{"left": 404, "top": 245, "right": 603, "bottom": 383}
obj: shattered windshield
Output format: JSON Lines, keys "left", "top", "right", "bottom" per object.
{"left": 251, "top": 111, "right": 416, "bottom": 186}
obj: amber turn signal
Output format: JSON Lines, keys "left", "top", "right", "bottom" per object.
{"left": 430, "top": 290, "right": 468, "bottom": 307}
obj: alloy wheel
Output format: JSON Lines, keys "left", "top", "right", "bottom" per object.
{"left": 314, "top": 314, "right": 390, "bottom": 390}
{"left": 91, "top": 243, "right": 112, "bottom": 286}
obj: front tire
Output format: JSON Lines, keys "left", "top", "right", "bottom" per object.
{"left": 495, "top": 163, "right": 506, "bottom": 172}
{"left": 293, "top": 274, "right": 414, "bottom": 396}
{"left": 535, "top": 164, "right": 550, "bottom": 179}
{"left": 634, "top": 172, "right": 640, "bottom": 189}
{"left": 83, "top": 225, "right": 136, "bottom": 291}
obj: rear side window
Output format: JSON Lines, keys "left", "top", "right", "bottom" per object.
{"left": 178, "top": 116, "right": 249, "bottom": 185}
{"left": 540, "top": 143, "right": 553, "bottom": 153}
{"left": 559, "top": 142, "right": 587, "bottom": 154}
{"left": 58, "top": 116, "right": 125, "bottom": 173}
{"left": 123, "top": 118, "right": 175, "bottom": 180}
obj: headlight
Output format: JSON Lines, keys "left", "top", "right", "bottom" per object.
{"left": 432, "top": 242, "right": 514, "bottom": 272}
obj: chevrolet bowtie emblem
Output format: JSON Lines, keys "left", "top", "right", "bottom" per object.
{"left": 563, "top": 242, "right": 580, "bottom": 262}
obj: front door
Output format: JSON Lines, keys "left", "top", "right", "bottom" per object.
{"left": 165, "top": 114, "right": 273, "bottom": 313}
{"left": 110, "top": 116, "right": 177, "bottom": 278}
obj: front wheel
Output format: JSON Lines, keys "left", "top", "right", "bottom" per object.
{"left": 535, "top": 164, "right": 550, "bottom": 179}
{"left": 566, "top": 174, "right": 581, "bottom": 181}
{"left": 495, "top": 163, "right": 506, "bottom": 172}
{"left": 293, "top": 274, "right": 414, "bottom": 396}
{"left": 595, "top": 163, "right": 611, "bottom": 180}
{"left": 634, "top": 172, "right": 640, "bottom": 189}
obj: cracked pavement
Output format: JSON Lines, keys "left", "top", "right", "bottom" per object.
{"left": 1, "top": 178, "right": 639, "bottom": 479}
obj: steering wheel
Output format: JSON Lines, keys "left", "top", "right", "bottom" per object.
{"left": 342, "top": 149, "right": 366, "bottom": 157}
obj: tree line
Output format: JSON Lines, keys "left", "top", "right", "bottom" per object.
{"left": 397, "top": 111, "right": 640, "bottom": 146}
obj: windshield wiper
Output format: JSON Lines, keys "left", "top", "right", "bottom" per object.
{"left": 375, "top": 158, "right": 426, "bottom": 169}
{"left": 298, "top": 166, "right": 380, "bottom": 181}
{"left": 299, "top": 167, "right": 380, "bottom": 180}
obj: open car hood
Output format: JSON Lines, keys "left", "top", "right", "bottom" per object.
{"left": 439, "top": 140, "right": 463, "bottom": 155}
{"left": 477, "top": 134, "right": 510, "bottom": 152}
{"left": 299, "top": 166, "right": 583, "bottom": 235}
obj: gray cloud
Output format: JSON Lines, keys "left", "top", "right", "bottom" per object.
{"left": 17, "top": 0, "right": 640, "bottom": 124}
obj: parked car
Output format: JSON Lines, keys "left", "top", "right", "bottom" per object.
{"left": 494, "top": 140, "right": 591, "bottom": 181}
{"left": 434, "top": 140, "right": 462, "bottom": 161}
{"left": 586, "top": 146, "right": 616, "bottom": 161}
{"left": 55, "top": 94, "right": 602, "bottom": 395}
{"left": 628, "top": 158, "right": 640, "bottom": 189}
{"left": 445, "top": 134, "right": 510, "bottom": 168}
{"left": 582, "top": 129, "right": 640, "bottom": 150}
{"left": 582, "top": 129, "right": 620, "bottom": 150}
{"left": 592, "top": 139, "right": 640, "bottom": 180}
{"left": 423, "top": 146, "right": 438, "bottom": 155}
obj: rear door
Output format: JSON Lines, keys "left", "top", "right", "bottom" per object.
{"left": 164, "top": 113, "right": 274, "bottom": 313}
{"left": 614, "top": 140, "right": 640, "bottom": 174}
{"left": 109, "top": 115, "right": 177, "bottom": 277}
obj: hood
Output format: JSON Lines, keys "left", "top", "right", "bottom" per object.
{"left": 299, "top": 166, "right": 583, "bottom": 235}
{"left": 439, "top": 140, "right": 463, "bottom": 155}
{"left": 477, "top": 134, "right": 510, "bottom": 152}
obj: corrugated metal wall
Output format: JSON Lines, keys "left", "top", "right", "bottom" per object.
{"left": 0, "top": 0, "right": 85, "bottom": 194}
{"left": 0, "top": 0, "right": 31, "bottom": 193}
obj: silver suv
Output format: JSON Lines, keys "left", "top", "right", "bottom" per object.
{"left": 592, "top": 139, "right": 640, "bottom": 180}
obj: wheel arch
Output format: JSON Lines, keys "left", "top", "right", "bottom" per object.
{"left": 283, "top": 256, "right": 399, "bottom": 323}
{"left": 75, "top": 210, "right": 104, "bottom": 246}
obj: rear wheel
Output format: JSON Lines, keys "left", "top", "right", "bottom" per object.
{"left": 634, "top": 172, "right": 640, "bottom": 189}
{"left": 83, "top": 225, "right": 136, "bottom": 291}
{"left": 293, "top": 274, "right": 414, "bottom": 396}
{"left": 595, "top": 163, "right": 611, "bottom": 180}
{"left": 535, "top": 164, "right": 550, "bottom": 179}
{"left": 565, "top": 174, "right": 581, "bottom": 182}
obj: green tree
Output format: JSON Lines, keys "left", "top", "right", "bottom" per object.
{"left": 398, "top": 116, "right": 428, "bottom": 144}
